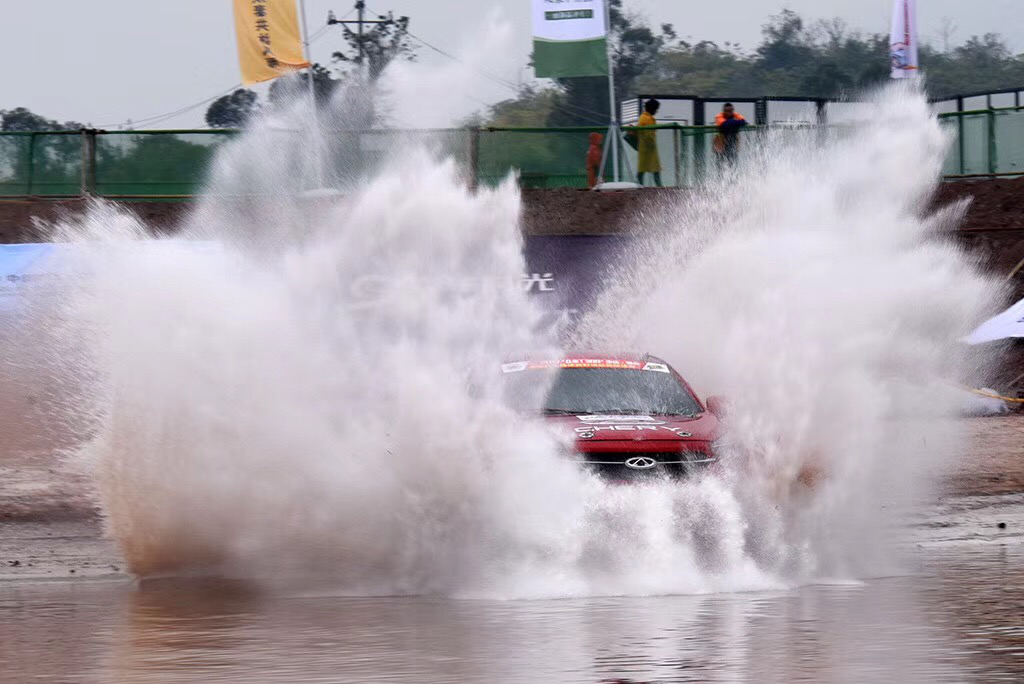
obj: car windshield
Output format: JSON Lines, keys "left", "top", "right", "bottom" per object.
{"left": 504, "top": 367, "right": 701, "bottom": 416}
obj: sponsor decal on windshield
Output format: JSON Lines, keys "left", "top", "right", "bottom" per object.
{"left": 503, "top": 358, "right": 652, "bottom": 372}
{"left": 503, "top": 358, "right": 675, "bottom": 373}
{"left": 560, "top": 358, "right": 644, "bottom": 370}
{"left": 642, "top": 362, "right": 670, "bottom": 373}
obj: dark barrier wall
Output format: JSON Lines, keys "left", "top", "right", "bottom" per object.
{"left": 522, "top": 236, "right": 630, "bottom": 325}
{"left": 1, "top": 238, "right": 632, "bottom": 321}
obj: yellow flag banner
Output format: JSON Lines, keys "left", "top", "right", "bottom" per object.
{"left": 233, "top": 0, "right": 310, "bottom": 85}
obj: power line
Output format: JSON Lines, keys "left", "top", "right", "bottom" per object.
{"left": 361, "top": 4, "right": 521, "bottom": 91}
{"left": 94, "top": 17, "right": 347, "bottom": 130}
{"left": 96, "top": 84, "right": 242, "bottom": 129}
{"left": 400, "top": 30, "right": 610, "bottom": 125}
{"left": 97, "top": 8, "right": 611, "bottom": 131}
{"left": 406, "top": 31, "right": 519, "bottom": 91}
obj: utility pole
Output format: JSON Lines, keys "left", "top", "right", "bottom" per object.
{"left": 327, "top": 1, "right": 393, "bottom": 78}
{"left": 298, "top": 0, "right": 316, "bottom": 104}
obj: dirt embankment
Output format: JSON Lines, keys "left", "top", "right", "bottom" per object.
{"left": 0, "top": 177, "right": 1022, "bottom": 238}
{"left": 934, "top": 177, "right": 1024, "bottom": 233}
{"left": 0, "top": 199, "right": 187, "bottom": 244}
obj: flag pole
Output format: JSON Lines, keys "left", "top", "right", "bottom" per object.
{"left": 298, "top": 0, "right": 317, "bottom": 104}
{"left": 604, "top": 0, "right": 619, "bottom": 182}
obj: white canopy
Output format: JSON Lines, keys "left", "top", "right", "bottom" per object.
{"left": 966, "top": 297, "right": 1024, "bottom": 344}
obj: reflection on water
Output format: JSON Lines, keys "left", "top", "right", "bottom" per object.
{"left": 2, "top": 547, "right": 1023, "bottom": 683}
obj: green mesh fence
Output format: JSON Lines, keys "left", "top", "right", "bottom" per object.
{"left": 939, "top": 106, "right": 1024, "bottom": 176}
{"left": 0, "top": 111, "right": 1020, "bottom": 198}
{"left": 345, "top": 129, "right": 473, "bottom": 186}
{"left": 95, "top": 130, "right": 237, "bottom": 197}
{"left": 674, "top": 125, "right": 772, "bottom": 185}
{"left": 940, "top": 118, "right": 962, "bottom": 176}
{"left": 0, "top": 132, "right": 82, "bottom": 196}
{"left": 477, "top": 128, "right": 603, "bottom": 188}
{"left": 476, "top": 125, "right": 755, "bottom": 188}
{"left": 960, "top": 113, "right": 991, "bottom": 175}
{"left": 993, "top": 109, "right": 1024, "bottom": 175}
{"left": 0, "top": 133, "right": 32, "bottom": 196}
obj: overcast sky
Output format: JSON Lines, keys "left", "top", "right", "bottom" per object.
{"left": 2, "top": 1, "right": 1021, "bottom": 129}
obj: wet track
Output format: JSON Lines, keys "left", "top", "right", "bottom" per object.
{"left": 2, "top": 418, "right": 1023, "bottom": 683}
{"left": 1, "top": 536, "right": 1023, "bottom": 682}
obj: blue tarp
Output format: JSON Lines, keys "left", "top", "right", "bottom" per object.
{"left": 0, "top": 243, "right": 60, "bottom": 311}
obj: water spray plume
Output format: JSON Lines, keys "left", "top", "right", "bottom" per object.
{"left": 33, "top": 82, "right": 1000, "bottom": 597}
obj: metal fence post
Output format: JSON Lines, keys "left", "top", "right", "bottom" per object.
{"left": 672, "top": 124, "right": 681, "bottom": 188}
{"left": 80, "top": 129, "right": 97, "bottom": 197}
{"left": 468, "top": 126, "right": 480, "bottom": 192}
{"left": 956, "top": 97, "right": 966, "bottom": 176}
{"left": 957, "top": 114, "right": 965, "bottom": 175}
{"left": 26, "top": 133, "right": 36, "bottom": 196}
{"left": 987, "top": 109, "right": 998, "bottom": 175}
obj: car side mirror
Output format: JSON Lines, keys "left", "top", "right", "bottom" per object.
{"left": 705, "top": 396, "right": 727, "bottom": 417}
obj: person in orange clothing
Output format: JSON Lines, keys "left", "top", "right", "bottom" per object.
{"left": 712, "top": 103, "right": 748, "bottom": 164}
{"left": 585, "top": 131, "right": 604, "bottom": 188}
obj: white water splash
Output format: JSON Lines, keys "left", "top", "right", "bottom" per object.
{"left": 36, "top": 83, "right": 999, "bottom": 598}
{"left": 573, "top": 83, "right": 1001, "bottom": 578}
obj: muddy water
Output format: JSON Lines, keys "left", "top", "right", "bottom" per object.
{"left": 3, "top": 418, "right": 1023, "bottom": 683}
{"left": 2, "top": 531, "right": 1023, "bottom": 683}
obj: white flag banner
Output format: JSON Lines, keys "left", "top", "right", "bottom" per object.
{"left": 965, "top": 297, "right": 1024, "bottom": 345}
{"left": 890, "top": 0, "right": 920, "bottom": 79}
{"left": 532, "top": 0, "right": 609, "bottom": 78}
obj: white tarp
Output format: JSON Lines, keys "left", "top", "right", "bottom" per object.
{"left": 960, "top": 387, "right": 1011, "bottom": 416}
{"left": 965, "top": 297, "right": 1024, "bottom": 344}
{"left": 890, "top": 0, "right": 920, "bottom": 79}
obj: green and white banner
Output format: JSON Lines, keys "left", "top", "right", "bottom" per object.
{"left": 532, "top": 0, "right": 609, "bottom": 78}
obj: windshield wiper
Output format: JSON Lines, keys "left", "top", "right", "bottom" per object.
{"left": 541, "top": 408, "right": 593, "bottom": 415}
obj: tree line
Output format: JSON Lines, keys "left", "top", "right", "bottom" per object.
{"left": 489, "top": 7, "right": 1024, "bottom": 127}
{"left": 2, "top": 6, "right": 1023, "bottom": 133}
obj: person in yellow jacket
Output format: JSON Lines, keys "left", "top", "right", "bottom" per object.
{"left": 636, "top": 99, "right": 661, "bottom": 187}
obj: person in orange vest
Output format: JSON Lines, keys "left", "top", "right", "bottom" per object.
{"left": 713, "top": 103, "right": 748, "bottom": 164}
{"left": 586, "top": 131, "right": 604, "bottom": 188}
{"left": 636, "top": 99, "right": 662, "bottom": 186}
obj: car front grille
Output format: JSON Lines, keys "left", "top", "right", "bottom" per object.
{"left": 578, "top": 451, "right": 715, "bottom": 479}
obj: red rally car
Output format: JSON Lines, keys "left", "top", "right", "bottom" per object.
{"left": 502, "top": 353, "right": 725, "bottom": 480}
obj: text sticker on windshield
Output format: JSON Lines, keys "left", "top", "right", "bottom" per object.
{"left": 642, "top": 362, "right": 670, "bottom": 373}
{"left": 561, "top": 359, "right": 644, "bottom": 370}
{"left": 501, "top": 362, "right": 528, "bottom": 373}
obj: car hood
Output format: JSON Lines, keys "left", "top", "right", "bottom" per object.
{"left": 542, "top": 412, "right": 719, "bottom": 443}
